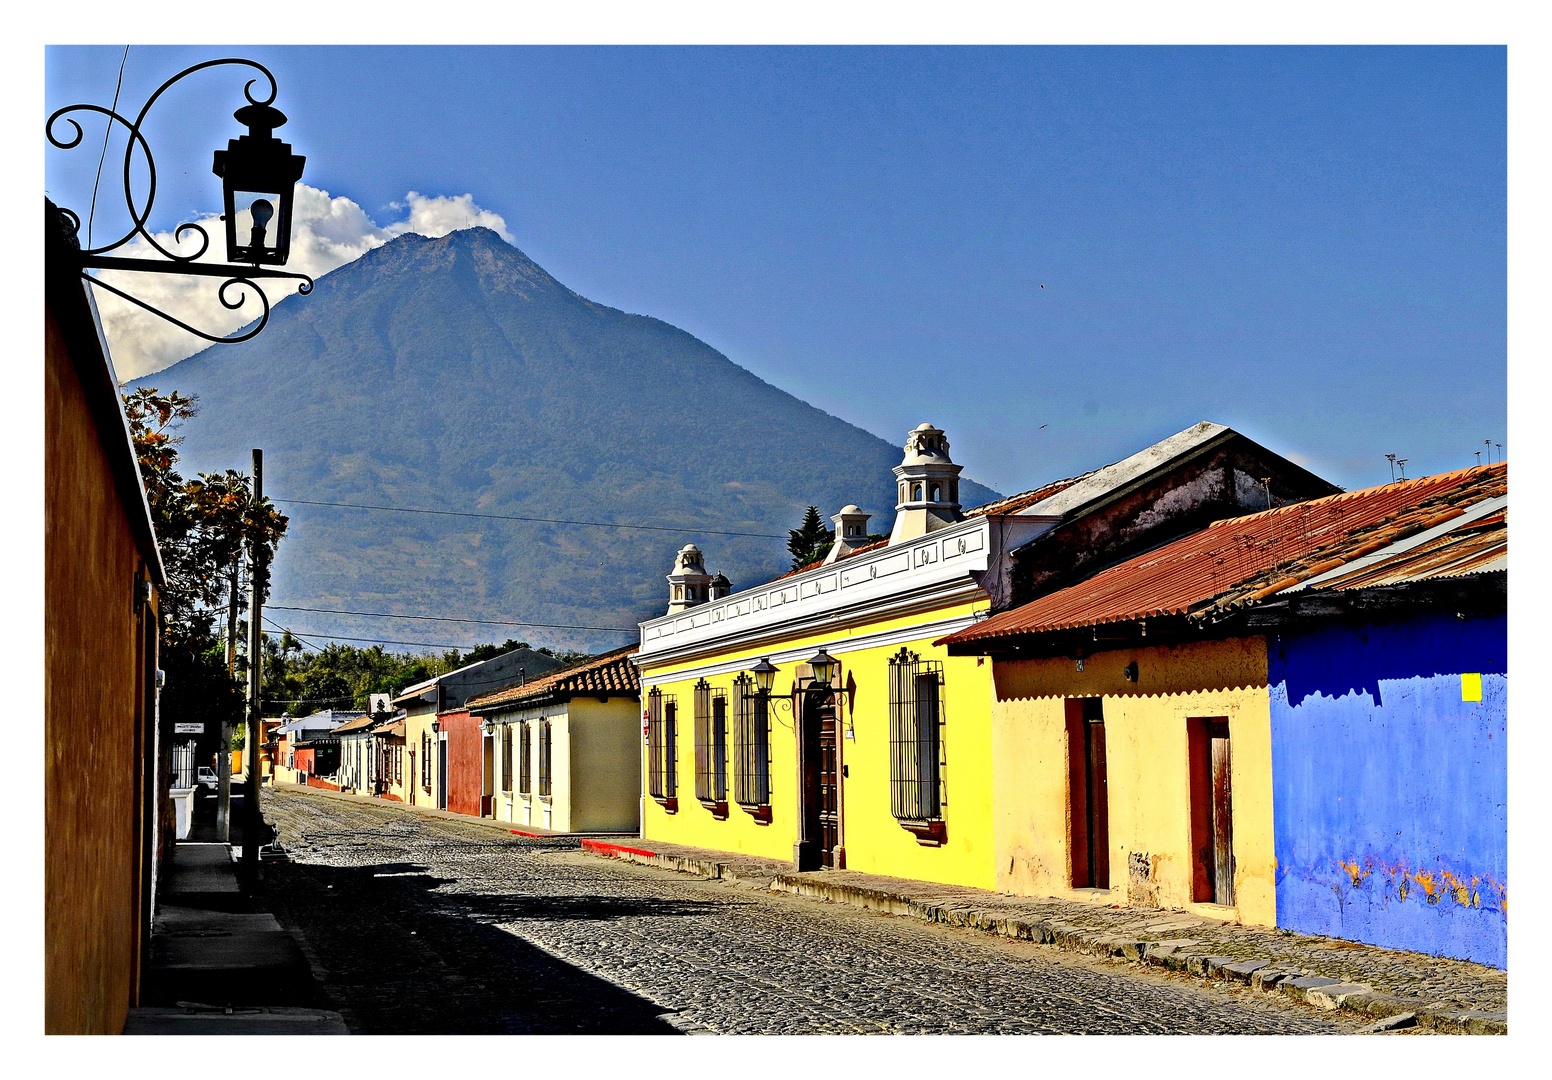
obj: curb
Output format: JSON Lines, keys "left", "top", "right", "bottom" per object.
{"left": 579, "top": 842, "right": 1505, "bottom": 1035}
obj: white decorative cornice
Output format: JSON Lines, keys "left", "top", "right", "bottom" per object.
{"left": 636, "top": 515, "right": 1055, "bottom": 670}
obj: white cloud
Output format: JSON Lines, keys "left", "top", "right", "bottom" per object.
{"left": 94, "top": 185, "right": 513, "bottom": 380}
{"left": 386, "top": 192, "right": 515, "bottom": 244}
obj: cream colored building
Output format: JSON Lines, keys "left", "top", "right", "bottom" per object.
{"left": 468, "top": 646, "right": 641, "bottom": 833}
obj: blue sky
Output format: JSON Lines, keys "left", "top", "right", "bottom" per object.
{"left": 46, "top": 45, "right": 1505, "bottom": 494}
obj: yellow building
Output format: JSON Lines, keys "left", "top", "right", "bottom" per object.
{"left": 468, "top": 646, "right": 641, "bottom": 833}
{"left": 978, "top": 639, "right": 1276, "bottom": 926}
{"left": 636, "top": 420, "right": 1338, "bottom": 894}
{"left": 637, "top": 423, "right": 1020, "bottom": 883}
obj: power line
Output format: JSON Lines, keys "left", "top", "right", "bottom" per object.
{"left": 266, "top": 604, "right": 636, "bottom": 633}
{"left": 87, "top": 45, "right": 129, "bottom": 248}
{"left": 272, "top": 496, "right": 787, "bottom": 539}
{"left": 261, "top": 616, "right": 323, "bottom": 653}
{"left": 263, "top": 626, "right": 475, "bottom": 650}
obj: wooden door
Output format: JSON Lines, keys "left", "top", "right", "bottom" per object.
{"left": 438, "top": 736, "right": 449, "bottom": 809}
{"left": 795, "top": 690, "right": 839, "bottom": 872}
{"left": 1083, "top": 705, "right": 1111, "bottom": 889}
{"left": 1208, "top": 720, "right": 1234, "bottom": 906}
{"left": 1189, "top": 717, "right": 1235, "bottom": 906}
{"left": 818, "top": 707, "right": 839, "bottom": 868}
{"left": 1067, "top": 698, "right": 1110, "bottom": 889}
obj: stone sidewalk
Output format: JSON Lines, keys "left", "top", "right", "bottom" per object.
{"left": 123, "top": 839, "right": 348, "bottom": 1035}
{"left": 581, "top": 838, "right": 1506, "bottom": 1035}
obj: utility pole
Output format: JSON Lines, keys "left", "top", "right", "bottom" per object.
{"left": 242, "top": 449, "right": 264, "bottom": 871}
{"left": 217, "top": 556, "right": 240, "bottom": 842}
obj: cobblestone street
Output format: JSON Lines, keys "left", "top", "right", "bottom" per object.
{"left": 261, "top": 789, "right": 1372, "bottom": 1035}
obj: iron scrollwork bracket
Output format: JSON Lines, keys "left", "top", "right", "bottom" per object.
{"left": 46, "top": 57, "right": 313, "bottom": 345}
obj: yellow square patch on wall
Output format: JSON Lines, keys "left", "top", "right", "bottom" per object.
{"left": 1461, "top": 673, "right": 1483, "bottom": 702}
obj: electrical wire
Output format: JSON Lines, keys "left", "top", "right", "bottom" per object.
{"left": 263, "top": 626, "right": 473, "bottom": 650}
{"left": 266, "top": 604, "right": 635, "bottom": 633}
{"left": 272, "top": 496, "right": 787, "bottom": 539}
{"left": 87, "top": 45, "right": 129, "bottom": 249}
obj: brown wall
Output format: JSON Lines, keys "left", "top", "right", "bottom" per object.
{"left": 441, "top": 710, "right": 485, "bottom": 817}
{"left": 45, "top": 305, "right": 159, "bottom": 1034}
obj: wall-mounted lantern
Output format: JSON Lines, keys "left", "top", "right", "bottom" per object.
{"left": 46, "top": 56, "right": 314, "bottom": 345}
{"left": 750, "top": 657, "right": 778, "bottom": 696}
{"left": 807, "top": 647, "right": 839, "bottom": 689}
{"left": 212, "top": 103, "right": 306, "bottom": 266}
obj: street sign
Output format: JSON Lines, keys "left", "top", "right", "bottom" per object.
{"left": 174, "top": 723, "right": 204, "bottom": 734}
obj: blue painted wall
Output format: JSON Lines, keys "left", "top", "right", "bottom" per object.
{"left": 1269, "top": 609, "right": 1506, "bottom": 968}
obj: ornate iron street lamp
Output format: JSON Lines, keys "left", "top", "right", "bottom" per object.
{"left": 806, "top": 647, "right": 838, "bottom": 689}
{"left": 749, "top": 657, "right": 779, "bottom": 696}
{"left": 212, "top": 103, "right": 306, "bottom": 266}
{"left": 46, "top": 57, "right": 314, "bottom": 345}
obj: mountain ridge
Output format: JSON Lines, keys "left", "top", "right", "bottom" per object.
{"left": 132, "top": 228, "right": 1001, "bottom": 652}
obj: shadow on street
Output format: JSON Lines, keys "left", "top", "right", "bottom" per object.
{"left": 261, "top": 856, "right": 689, "bottom": 1034}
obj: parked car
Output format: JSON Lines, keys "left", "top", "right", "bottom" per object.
{"left": 195, "top": 766, "right": 219, "bottom": 792}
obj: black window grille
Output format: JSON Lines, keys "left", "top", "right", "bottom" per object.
{"left": 500, "top": 724, "right": 513, "bottom": 793}
{"left": 538, "top": 719, "right": 553, "bottom": 798}
{"left": 170, "top": 741, "right": 195, "bottom": 789}
{"left": 734, "top": 674, "right": 770, "bottom": 808}
{"left": 421, "top": 732, "right": 432, "bottom": 790}
{"left": 693, "top": 681, "right": 729, "bottom": 805}
{"left": 889, "top": 648, "right": 946, "bottom": 822}
{"left": 647, "top": 688, "right": 678, "bottom": 802}
{"left": 519, "top": 721, "right": 531, "bottom": 795}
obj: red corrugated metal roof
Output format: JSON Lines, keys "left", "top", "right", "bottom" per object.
{"left": 942, "top": 463, "right": 1507, "bottom": 645}
{"left": 1291, "top": 508, "right": 1505, "bottom": 591}
{"left": 465, "top": 645, "right": 640, "bottom": 712}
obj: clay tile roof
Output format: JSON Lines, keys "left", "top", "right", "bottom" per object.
{"left": 941, "top": 463, "right": 1507, "bottom": 646}
{"left": 466, "top": 645, "right": 641, "bottom": 713}
{"left": 776, "top": 538, "right": 891, "bottom": 580}
{"left": 962, "top": 472, "right": 1095, "bottom": 518}
{"left": 331, "top": 714, "right": 380, "bottom": 735}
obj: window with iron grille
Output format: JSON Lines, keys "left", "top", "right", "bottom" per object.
{"left": 421, "top": 731, "right": 432, "bottom": 790}
{"left": 888, "top": 648, "right": 946, "bottom": 829}
{"left": 693, "top": 681, "right": 729, "bottom": 807}
{"left": 500, "top": 723, "right": 513, "bottom": 793}
{"left": 519, "top": 720, "right": 532, "bottom": 795}
{"left": 647, "top": 688, "right": 678, "bottom": 804}
{"left": 538, "top": 719, "right": 553, "bottom": 798}
{"left": 733, "top": 674, "right": 771, "bottom": 810}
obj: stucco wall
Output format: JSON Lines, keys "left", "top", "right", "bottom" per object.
{"left": 991, "top": 638, "right": 1276, "bottom": 926}
{"left": 45, "top": 307, "right": 157, "bottom": 1034}
{"left": 1269, "top": 611, "right": 1507, "bottom": 967}
{"left": 491, "top": 706, "right": 561, "bottom": 830}
{"left": 640, "top": 600, "right": 998, "bottom": 890}
{"left": 404, "top": 712, "right": 437, "bottom": 808}
{"left": 568, "top": 698, "right": 644, "bottom": 833}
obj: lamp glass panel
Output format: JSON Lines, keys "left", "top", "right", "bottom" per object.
{"left": 230, "top": 189, "right": 286, "bottom": 253}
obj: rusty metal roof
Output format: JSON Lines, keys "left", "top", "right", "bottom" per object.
{"left": 1279, "top": 501, "right": 1505, "bottom": 592}
{"left": 941, "top": 463, "right": 1507, "bottom": 645}
{"left": 466, "top": 645, "right": 640, "bottom": 713}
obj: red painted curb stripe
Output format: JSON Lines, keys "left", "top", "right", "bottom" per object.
{"left": 581, "top": 838, "right": 658, "bottom": 859}
{"left": 509, "top": 829, "right": 550, "bottom": 838}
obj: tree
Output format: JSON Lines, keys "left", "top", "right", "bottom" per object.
{"left": 122, "top": 388, "right": 288, "bottom": 731}
{"left": 787, "top": 505, "right": 834, "bottom": 571}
